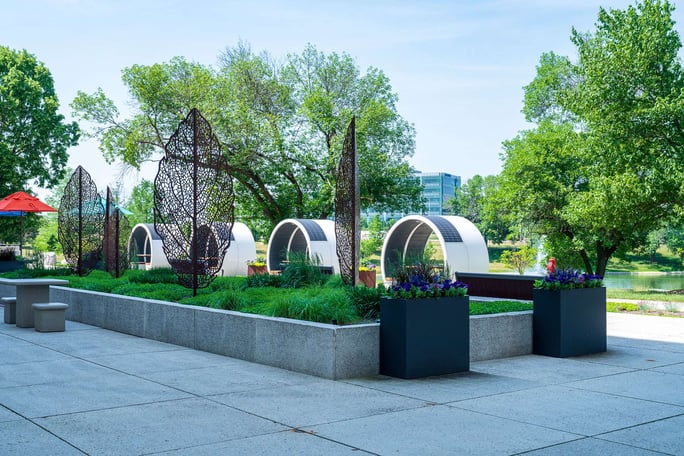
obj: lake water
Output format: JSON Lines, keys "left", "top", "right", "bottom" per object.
{"left": 603, "top": 272, "right": 684, "bottom": 290}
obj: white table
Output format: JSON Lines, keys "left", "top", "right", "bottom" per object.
{"left": 0, "top": 278, "right": 69, "bottom": 328}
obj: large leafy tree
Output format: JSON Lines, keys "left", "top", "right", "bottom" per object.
{"left": 453, "top": 174, "right": 510, "bottom": 243}
{"left": 0, "top": 47, "right": 79, "bottom": 246}
{"left": 0, "top": 47, "right": 78, "bottom": 195}
{"left": 71, "top": 43, "right": 421, "bottom": 236}
{"left": 125, "top": 179, "right": 155, "bottom": 226}
{"left": 499, "top": 0, "right": 684, "bottom": 277}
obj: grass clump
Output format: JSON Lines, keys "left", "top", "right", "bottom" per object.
{"left": 246, "top": 273, "right": 282, "bottom": 288}
{"left": 110, "top": 282, "right": 190, "bottom": 302}
{"left": 127, "top": 267, "right": 179, "bottom": 284}
{"left": 266, "top": 287, "right": 356, "bottom": 324}
{"left": 607, "top": 288, "right": 684, "bottom": 303}
{"left": 606, "top": 301, "right": 641, "bottom": 312}
{"left": 67, "top": 270, "right": 123, "bottom": 292}
{"left": 280, "top": 253, "right": 327, "bottom": 288}
{"left": 346, "top": 285, "right": 383, "bottom": 320}
{"left": 469, "top": 300, "right": 533, "bottom": 315}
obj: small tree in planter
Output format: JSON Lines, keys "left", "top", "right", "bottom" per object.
{"left": 533, "top": 265, "right": 605, "bottom": 357}
{"left": 381, "top": 264, "right": 469, "bottom": 379}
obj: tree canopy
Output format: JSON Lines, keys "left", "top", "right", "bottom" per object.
{"left": 0, "top": 47, "right": 79, "bottom": 248}
{"left": 498, "top": 0, "right": 684, "bottom": 276}
{"left": 452, "top": 174, "right": 510, "bottom": 243}
{"left": 71, "top": 43, "right": 422, "bottom": 237}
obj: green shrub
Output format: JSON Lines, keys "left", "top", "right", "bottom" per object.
{"left": 68, "top": 270, "right": 122, "bottom": 292}
{"left": 215, "top": 291, "right": 246, "bottom": 311}
{"left": 280, "top": 253, "right": 326, "bottom": 288}
{"left": 469, "top": 300, "right": 533, "bottom": 315}
{"left": 606, "top": 301, "right": 641, "bottom": 312}
{"left": 127, "top": 267, "right": 178, "bottom": 284}
{"left": 181, "top": 290, "right": 245, "bottom": 310}
{"left": 346, "top": 285, "right": 383, "bottom": 321}
{"left": 110, "top": 283, "right": 190, "bottom": 301}
{"left": 246, "top": 273, "right": 282, "bottom": 288}
{"left": 209, "top": 276, "right": 247, "bottom": 292}
{"left": 324, "top": 275, "right": 344, "bottom": 288}
{"left": 266, "top": 287, "right": 356, "bottom": 324}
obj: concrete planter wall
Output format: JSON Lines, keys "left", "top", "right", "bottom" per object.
{"left": 0, "top": 283, "right": 533, "bottom": 379}
{"left": 49, "top": 286, "right": 378, "bottom": 380}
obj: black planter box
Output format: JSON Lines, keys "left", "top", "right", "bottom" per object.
{"left": 533, "top": 287, "right": 607, "bottom": 357}
{"left": 380, "top": 296, "right": 469, "bottom": 379}
{"left": 0, "top": 260, "right": 25, "bottom": 273}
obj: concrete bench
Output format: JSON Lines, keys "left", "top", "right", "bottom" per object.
{"left": 32, "top": 302, "right": 69, "bottom": 332}
{"left": 2, "top": 297, "right": 16, "bottom": 324}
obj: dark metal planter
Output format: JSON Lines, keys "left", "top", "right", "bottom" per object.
{"left": 533, "top": 287, "right": 607, "bottom": 357}
{"left": 380, "top": 296, "right": 470, "bottom": 379}
{"left": 0, "top": 261, "right": 25, "bottom": 273}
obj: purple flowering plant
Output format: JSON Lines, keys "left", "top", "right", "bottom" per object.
{"left": 534, "top": 268, "right": 603, "bottom": 290}
{"left": 386, "top": 263, "right": 468, "bottom": 299}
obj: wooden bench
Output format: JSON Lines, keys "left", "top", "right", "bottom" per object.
{"left": 32, "top": 302, "right": 69, "bottom": 332}
{"left": 2, "top": 296, "right": 16, "bottom": 324}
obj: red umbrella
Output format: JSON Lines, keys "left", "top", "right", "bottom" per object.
{"left": 0, "top": 191, "right": 57, "bottom": 255}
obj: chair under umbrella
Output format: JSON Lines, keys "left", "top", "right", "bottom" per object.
{"left": 0, "top": 191, "right": 57, "bottom": 255}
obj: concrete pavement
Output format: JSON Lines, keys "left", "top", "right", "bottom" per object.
{"left": 0, "top": 313, "right": 682, "bottom": 455}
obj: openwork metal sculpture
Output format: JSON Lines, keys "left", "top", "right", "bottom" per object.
{"left": 335, "top": 117, "right": 360, "bottom": 286}
{"left": 104, "top": 186, "right": 130, "bottom": 278}
{"left": 58, "top": 166, "right": 105, "bottom": 276}
{"left": 154, "top": 108, "right": 235, "bottom": 295}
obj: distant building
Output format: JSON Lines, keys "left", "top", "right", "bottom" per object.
{"left": 416, "top": 171, "right": 461, "bottom": 216}
{"left": 362, "top": 171, "right": 461, "bottom": 222}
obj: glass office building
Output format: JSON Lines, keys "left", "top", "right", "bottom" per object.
{"left": 416, "top": 172, "right": 461, "bottom": 216}
{"left": 362, "top": 171, "right": 461, "bottom": 222}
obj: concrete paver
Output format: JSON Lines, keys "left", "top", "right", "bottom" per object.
{"left": 0, "top": 313, "right": 682, "bottom": 455}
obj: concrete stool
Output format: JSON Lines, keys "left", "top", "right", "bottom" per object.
{"left": 2, "top": 297, "right": 16, "bottom": 324}
{"left": 32, "top": 302, "right": 69, "bottom": 332}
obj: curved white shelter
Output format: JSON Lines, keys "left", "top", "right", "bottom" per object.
{"left": 127, "top": 222, "right": 257, "bottom": 276}
{"left": 381, "top": 215, "right": 488, "bottom": 280}
{"left": 128, "top": 224, "right": 171, "bottom": 270}
{"left": 221, "top": 222, "right": 257, "bottom": 276}
{"left": 267, "top": 219, "right": 339, "bottom": 274}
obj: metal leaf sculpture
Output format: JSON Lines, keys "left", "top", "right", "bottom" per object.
{"left": 154, "top": 108, "right": 235, "bottom": 295}
{"left": 335, "top": 117, "right": 360, "bottom": 286}
{"left": 58, "top": 166, "right": 105, "bottom": 276}
{"left": 104, "top": 186, "right": 130, "bottom": 278}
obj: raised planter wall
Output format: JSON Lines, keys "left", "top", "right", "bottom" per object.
{"left": 49, "top": 286, "right": 378, "bottom": 380}
{"left": 470, "top": 311, "right": 532, "bottom": 361}
{"left": 0, "top": 284, "right": 533, "bottom": 378}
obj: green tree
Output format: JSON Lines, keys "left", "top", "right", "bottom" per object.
{"left": 71, "top": 43, "right": 421, "bottom": 232}
{"left": 125, "top": 179, "right": 155, "bottom": 226}
{"left": 0, "top": 47, "right": 79, "bottom": 195}
{"left": 360, "top": 214, "right": 384, "bottom": 264}
{"left": 34, "top": 167, "right": 73, "bottom": 254}
{"left": 499, "top": 0, "right": 684, "bottom": 277}
{"left": 500, "top": 245, "right": 537, "bottom": 275}
{"left": 0, "top": 48, "right": 79, "bottom": 248}
{"left": 454, "top": 174, "right": 511, "bottom": 243}
{"left": 664, "top": 222, "right": 684, "bottom": 263}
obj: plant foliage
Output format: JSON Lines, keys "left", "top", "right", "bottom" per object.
{"left": 534, "top": 268, "right": 604, "bottom": 290}
{"left": 387, "top": 263, "right": 468, "bottom": 298}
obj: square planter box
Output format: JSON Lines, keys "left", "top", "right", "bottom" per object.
{"left": 380, "top": 296, "right": 469, "bottom": 379}
{"left": 358, "top": 270, "right": 377, "bottom": 288}
{"left": 533, "top": 287, "right": 607, "bottom": 357}
{"left": 247, "top": 265, "right": 268, "bottom": 276}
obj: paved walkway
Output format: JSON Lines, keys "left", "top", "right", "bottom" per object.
{"left": 1, "top": 313, "right": 682, "bottom": 455}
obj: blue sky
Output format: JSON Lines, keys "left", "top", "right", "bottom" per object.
{"left": 4, "top": 0, "right": 674, "bottom": 198}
